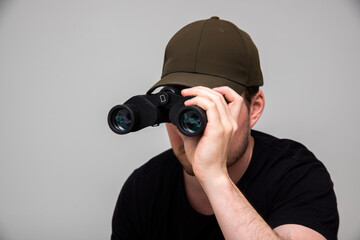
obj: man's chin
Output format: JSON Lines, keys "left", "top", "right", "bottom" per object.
{"left": 172, "top": 150, "right": 195, "bottom": 176}
{"left": 183, "top": 166, "right": 195, "bottom": 177}
{"left": 179, "top": 157, "right": 195, "bottom": 176}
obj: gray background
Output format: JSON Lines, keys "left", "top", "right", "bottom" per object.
{"left": 0, "top": 0, "right": 359, "bottom": 239}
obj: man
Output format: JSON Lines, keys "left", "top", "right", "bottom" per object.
{"left": 111, "top": 17, "right": 339, "bottom": 240}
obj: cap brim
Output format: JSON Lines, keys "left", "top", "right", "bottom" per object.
{"left": 147, "top": 72, "right": 246, "bottom": 95}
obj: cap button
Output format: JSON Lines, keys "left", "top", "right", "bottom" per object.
{"left": 210, "top": 16, "right": 219, "bottom": 20}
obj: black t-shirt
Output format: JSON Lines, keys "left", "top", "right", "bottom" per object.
{"left": 111, "top": 130, "right": 339, "bottom": 240}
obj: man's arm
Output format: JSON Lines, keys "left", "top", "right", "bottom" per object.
{"left": 199, "top": 172, "right": 326, "bottom": 240}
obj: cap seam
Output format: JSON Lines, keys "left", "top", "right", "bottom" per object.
{"left": 162, "top": 71, "right": 248, "bottom": 87}
{"left": 228, "top": 22, "right": 251, "bottom": 84}
{"left": 162, "top": 20, "right": 205, "bottom": 76}
{"left": 194, "top": 19, "right": 209, "bottom": 73}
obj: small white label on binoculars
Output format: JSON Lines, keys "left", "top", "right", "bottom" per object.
{"left": 160, "top": 94, "right": 167, "bottom": 103}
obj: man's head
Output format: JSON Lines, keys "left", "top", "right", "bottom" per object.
{"left": 149, "top": 17, "right": 265, "bottom": 175}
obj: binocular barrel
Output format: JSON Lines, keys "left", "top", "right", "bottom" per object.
{"left": 108, "top": 87, "right": 207, "bottom": 137}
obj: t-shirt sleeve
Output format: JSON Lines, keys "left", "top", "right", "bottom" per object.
{"left": 267, "top": 159, "right": 339, "bottom": 240}
{"left": 111, "top": 173, "right": 143, "bottom": 240}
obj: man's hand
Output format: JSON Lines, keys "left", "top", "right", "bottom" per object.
{"left": 180, "top": 86, "right": 243, "bottom": 181}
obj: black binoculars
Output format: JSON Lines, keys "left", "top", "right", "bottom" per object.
{"left": 108, "top": 87, "right": 207, "bottom": 136}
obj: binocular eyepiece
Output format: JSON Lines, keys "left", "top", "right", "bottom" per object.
{"left": 108, "top": 87, "right": 207, "bottom": 136}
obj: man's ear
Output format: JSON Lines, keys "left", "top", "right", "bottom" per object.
{"left": 249, "top": 90, "right": 265, "bottom": 128}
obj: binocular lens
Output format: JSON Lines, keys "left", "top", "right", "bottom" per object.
{"left": 179, "top": 109, "right": 203, "bottom": 134}
{"left": 113, "top": 108, "right": 133, "bottom": 132}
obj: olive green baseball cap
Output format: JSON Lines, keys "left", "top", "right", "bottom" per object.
{"left": 147, "top": 16, "right": 263, "bottom": 95}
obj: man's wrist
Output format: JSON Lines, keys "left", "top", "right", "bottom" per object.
{"left": 197, "top": 171, "right": 232, "bottom": 195}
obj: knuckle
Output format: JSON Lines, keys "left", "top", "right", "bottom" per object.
{"left": 232, "top": 122, "right": 238, "bottom": 133}
{"left": 212, "top": 127, "right": 224, "bottom": 137}
{"left": 223, "top": 125, "right": 233, "bottom": 135}
{"left": 208, "top": 102, "right": 216, "bottom": 109}
{"left": 235, "top": 97, "right": 244, "bottom": 105}
{"left": 214, "top": 94, "right": 223, "bottom": 102}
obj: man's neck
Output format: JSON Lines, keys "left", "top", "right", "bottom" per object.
{"left": 227, "top": 135, "right": 254, "bottom": 185}
{"left": 183, "top": 136, "right": 255, "bottom": 215}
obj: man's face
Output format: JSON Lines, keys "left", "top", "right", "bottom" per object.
{"left": 165, "top": 96, "right": 251, "bottom": 176}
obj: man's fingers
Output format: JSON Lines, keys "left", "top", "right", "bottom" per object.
{"left": 212, "top": 86, "right": 242, "bottom": 103}
{"left": 182, "top": 86, "right": 233, "bottom": 127}
{"left": 183, "top": 96, "right": 223, "bottom": 131}
{"left": 182, "top": 86, "right": 228, "bottom": 106}
{"left": 212, "top": 86, "right": 244, "bottom": 123}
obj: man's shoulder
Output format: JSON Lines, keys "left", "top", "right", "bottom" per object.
{"left": 250, "top": 131, "right": 338, "bottom": 239}
{"left": 249, "top": 130, "right": 328, "bottom": 182}
{"left": 251, "top": 130, "right": 318, "bottom": 163}
{"left": 252, "top": 130, "right": 308, "bottom": 151}
{"left": 249, "top": 130, "right": 333, "bottom": 195}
